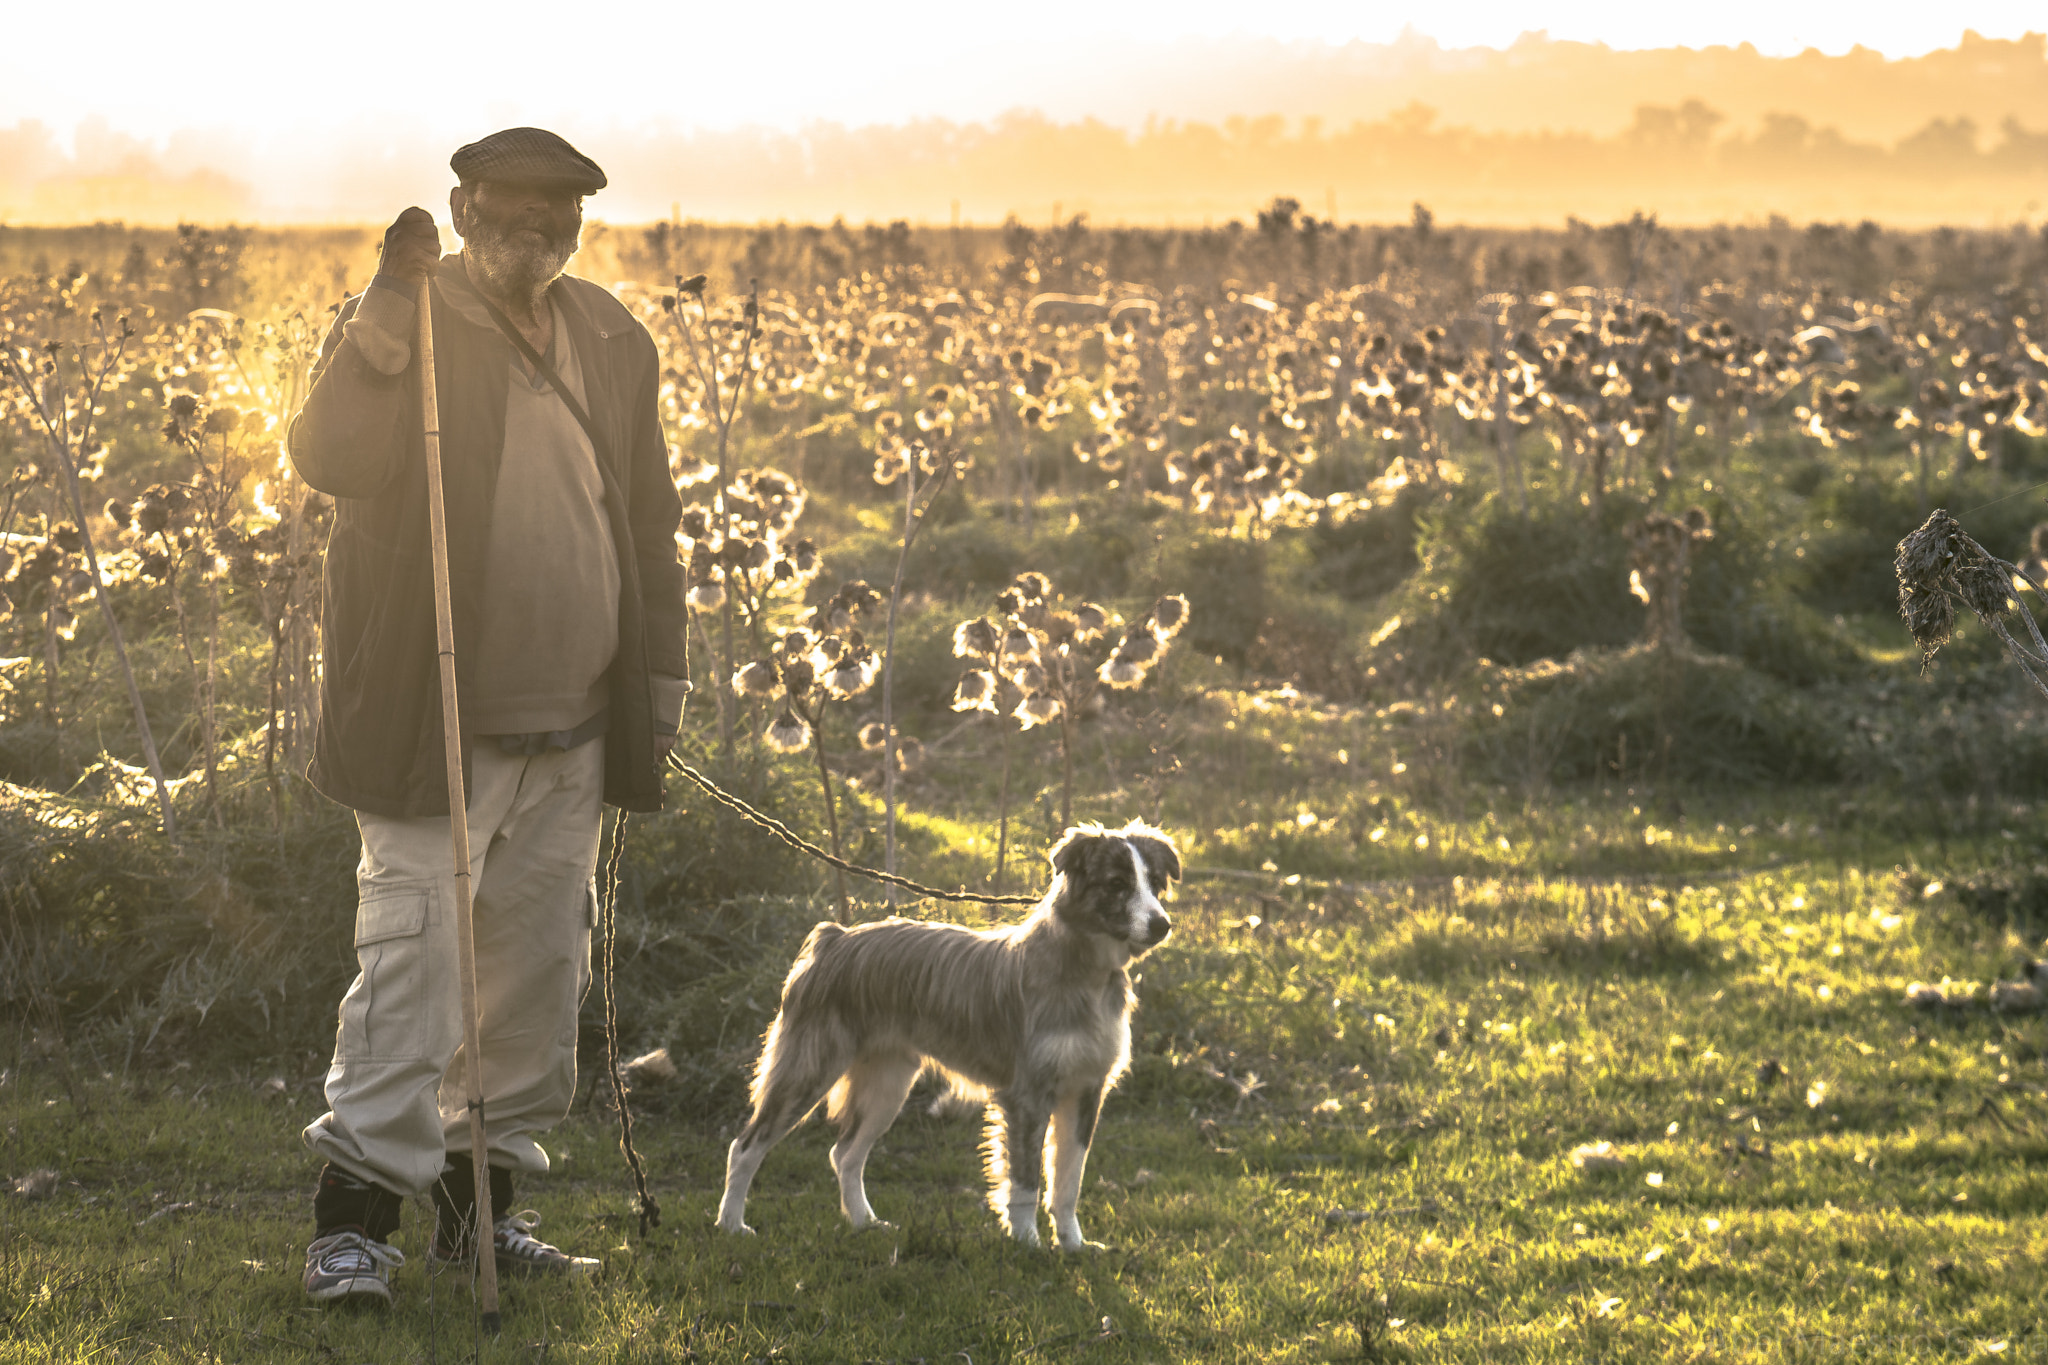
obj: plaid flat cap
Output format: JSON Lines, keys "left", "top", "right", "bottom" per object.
{"left": 450, "top": 128, "right": 607, "bottom": 194}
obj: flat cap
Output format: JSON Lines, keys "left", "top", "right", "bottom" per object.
{"left": 450, "top": 127, "right": 607, "bottom": 194}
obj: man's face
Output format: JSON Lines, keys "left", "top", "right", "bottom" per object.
{"left": 454, "top": 180, "right": 583, "bottom": 294}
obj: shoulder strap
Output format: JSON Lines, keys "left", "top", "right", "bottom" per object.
{"left": 463, "top": 282, "right": 610, "bottom": 464}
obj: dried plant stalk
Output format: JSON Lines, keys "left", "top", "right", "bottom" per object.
{"left": 1896, "top": 508, "right": 2048, "bottom": 699}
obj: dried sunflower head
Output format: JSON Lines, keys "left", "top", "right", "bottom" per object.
{"left": 778, "top": 657, "right": 815, "bottom": 698}
{"left": 765, "top": 708, "right": 811, "bottom": 754}
{"left": 134, "top": 491, "right": 171, "bottom": 536}
{"left": 822, "top": 647, "right": 879, "bottom": 699}
{"left": 1956, "top": 554, "right": 2015, "bottom": 624}
{"left": 838, "top": 581, "right": 882, "bottom": 616}
{"left": 1151, "top": 594, "right": 1191, "bottom": 639}
{"left": 951, "top": 669, "right": 998, "bottom": 713}
{"left": 1116, "top": 628, "right": 1162, "bottom": 665}
{"left": 1099, "top": 656, "right": 1147, "bottom": 688}
{"left": 952, "top": 617, "right": 999, "bottom": 660}
{"left": 1015, "top": 692, "right": 1061, "bottom": 730}
{"left": 1896, "top": 509, "right": 2005, "bottom": 664}
{"left": 732, "top": 661, "right": 778, "bottom": 697}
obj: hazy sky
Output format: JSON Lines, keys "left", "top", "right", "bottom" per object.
{"left": 4, "top": 1, "right": 2043, "bottom": 141}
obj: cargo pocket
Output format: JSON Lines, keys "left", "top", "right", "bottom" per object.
{"left": 338, "top": 883, "right": 436, "bottom": 1061}
{"left": 568, "top": 878, "right": 598, "bottom": 1039}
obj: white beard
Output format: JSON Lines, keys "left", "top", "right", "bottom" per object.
{"left": 463, "top": 212, "right": 578, "bottom": 303}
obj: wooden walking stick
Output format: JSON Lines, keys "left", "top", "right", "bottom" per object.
{"left": 416, "top": 276, "right": 503, "bottom": 1332}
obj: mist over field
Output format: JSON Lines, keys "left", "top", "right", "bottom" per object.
{"left": 2, "top": 31, "right": 2045, "bottom": 226}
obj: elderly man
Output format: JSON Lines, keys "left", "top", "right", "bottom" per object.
{"left": 287, "top": 128, "right": 688, "bottom": 1305}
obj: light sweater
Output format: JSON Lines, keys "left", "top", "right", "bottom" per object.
{"left": 347, "top": 263, "right": 687, "bottom": 739}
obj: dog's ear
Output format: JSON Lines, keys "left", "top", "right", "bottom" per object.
{"left": 1049, "top": 826, "right": 1104, "bottom": 881}
{"left": 1126, "top": 832, "right": 1181, "bottom": 890}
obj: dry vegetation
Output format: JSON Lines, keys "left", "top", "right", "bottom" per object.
{"left": 2, "top": 207, "right": 2047, "bottom": 1359}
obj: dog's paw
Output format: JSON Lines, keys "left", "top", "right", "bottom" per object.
{"left": 716, "top": 1217, "right": 758, "bottom": 1236}
{"left": 1056, "top": 1236, "right": 1111, "bottom": 1253}
{"left": 851, "top": 1217, "right": 897, "bottom": 1233}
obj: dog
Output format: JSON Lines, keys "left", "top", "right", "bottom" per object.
{"left": 716, "top": 820, "right": 1180, "bottom": 1250}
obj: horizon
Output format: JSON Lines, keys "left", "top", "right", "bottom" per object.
{"left": 2, "top": 21, "right": 2045, "bottom": 229}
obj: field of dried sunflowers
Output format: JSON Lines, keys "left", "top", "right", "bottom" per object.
{"left": 3, "top": 210, "right": 2048, "bottom": 1361}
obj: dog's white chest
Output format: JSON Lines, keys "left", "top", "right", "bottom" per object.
{"left": 1033, "top": 1015, "right": 1130, "bottom": 1084}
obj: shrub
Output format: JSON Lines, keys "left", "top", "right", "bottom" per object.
{"left": 1464, "top": 644, "right": 1842, "bottom": 786}
{"left": 1243, "top": 587, "right": 1374, "bottom": 700}
{"left": 1835, "top": 660, "right": 2048, "bottom": 799}
{"left": 1152, "top": 528, "right": 1266, "bottom": 666}
{"left": 1300, "top": 489, "right": 1425, "bottom": 602}
{"left": 1373, "top": 492, "right": 1641, "bottom": 682}
{"left": 0, "top": 773, "right": 361, "bottom": 1067}
{"left": 1370, "top": 491, "right": 1865, "bottom": 687}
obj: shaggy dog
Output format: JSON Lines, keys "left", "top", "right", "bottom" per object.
{"left": 716, "top": 821, "right": 1180, "bottom": 1249}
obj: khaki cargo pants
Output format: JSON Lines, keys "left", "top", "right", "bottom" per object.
{"left": 303, "top": 740, "right": 603, "bottom": 1198}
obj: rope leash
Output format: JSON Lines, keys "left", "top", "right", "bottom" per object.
{"left": 596, "top": 809, "right": 660, "bottom": 1236}
{"left": 665, "top": 753, "right": 1039, "bottom": 906}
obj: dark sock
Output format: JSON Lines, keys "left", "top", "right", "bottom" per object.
{"left": 313, "top": 1163, "right": 404, "bottom": 1242}
{"left": 432, "top": 1154, "right": 515, "bottom": 1250}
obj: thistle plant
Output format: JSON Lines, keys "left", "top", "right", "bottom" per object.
{"left": 999, "top": 347, "right": 1066, "bottom": 531}
{"left": 678, "top": 466, "right": 819, "bottom": 660}
{"left": 1465, "top": 299, "right": 1539, "bottom": 514}
{"left": 131, "top": 388, "right": 273, "bottom": 818}
{"left": 167, "top": 307, "right": 328, "bottom": 802}
{"left": 661, "top": 272, "right": 763, "bottom": 757}
{"left": 0, "top": 308, "right": 176, "bottom": 839}
{"left": 871, "top": 383, "right": 982, "bottom": 889}
{"left": 0, "top": 513, "right": 97, "bottom": 743}
{"left": 731, "top": 579, "right": 883, "bottom": 919}
{"left": 1163, "top": 427, "right": 1313, "bottom": 528}
{"left": 951, "top": 572, "right": 1189, "bottom": 885}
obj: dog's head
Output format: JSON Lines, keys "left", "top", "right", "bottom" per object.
{"left": 1048, "top": 820, "right": 1180, "bottom": 956}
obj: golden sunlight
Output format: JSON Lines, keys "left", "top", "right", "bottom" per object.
{"left": 0, "top": 2, "right": 2044, "bottom": 224}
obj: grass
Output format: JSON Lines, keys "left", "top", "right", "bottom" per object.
{"left": 7, "top": 789, "right": 2048, "bottom": 1361}
{"left": 7, "top": 606, "right": 2048, "bottom": 1363}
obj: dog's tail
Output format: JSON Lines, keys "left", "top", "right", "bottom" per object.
{"left": 761, "top": 920, "right": 848, "bottom": 1043}
{"left": 744, "top": 921, "right": 850, "bottom": 1114}
{"left": 780, "top": 921, "right": 848, "bottom": 1004}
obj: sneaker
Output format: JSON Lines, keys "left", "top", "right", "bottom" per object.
{"left": 304, "top": 1227, "right": 404, "bottom": 1305}
{"left": 432, "top": 1210, "right": 599, "bottom": 1279}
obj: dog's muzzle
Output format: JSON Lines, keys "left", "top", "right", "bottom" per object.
{"left": 1137, "top": 911, "right": 1171, "bottom": 948}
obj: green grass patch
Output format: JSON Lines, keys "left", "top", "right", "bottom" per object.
{"left": 8, "top": 825, "right": 2048, "bottom": 1361}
